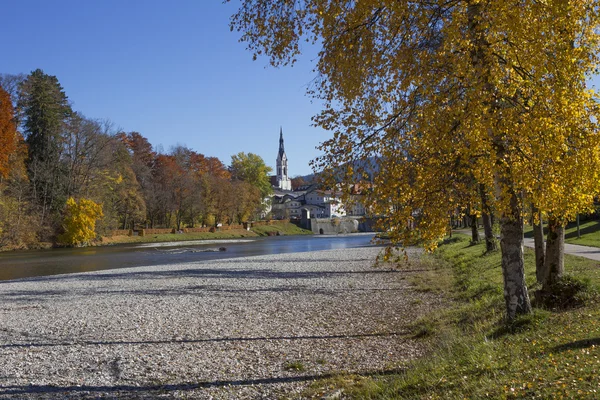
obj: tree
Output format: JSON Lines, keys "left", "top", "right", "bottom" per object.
{"left": 93, "top": 138, "right": 146, "bottom": 234}
{"left": 63, "top": 115, "right": 115, "bottom": 199}
{"left": 58, "top": 197, "right": 103, "bottom": 246}
{"left": 531, "top": 205, "right": 545, "bottom": 283}
{"left": 0, "top": 86, "right": 35, "bottom": 249}
{"left": 231, "top": 180, "right": 261, "bottom": 224}
{"left": 0, "top": 87, "right": 19, "bottom": 180}
{"left": 230, "top": 152, "right": 273, "bottom": 198}
{"left": 0, "top": 73, "right": 26, "bottom": 115}
{"left": 231, "top": 1, "right": 600, "bottom": 320}
{"left": 18, "top": 69, "right": 73, "bottom": 226}
{"left": 291, "top": 175, "right": 308, "bottom": 190}
{"left": 112, "top": 168, "right": 146, "bottom": 230}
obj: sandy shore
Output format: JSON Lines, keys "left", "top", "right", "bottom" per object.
{"left": 0, "top": 246, "right": 442, "bottom": 399}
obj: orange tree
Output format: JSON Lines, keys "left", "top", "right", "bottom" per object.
{"left": 0, "top": 86, "right": 19, "bottom": 180}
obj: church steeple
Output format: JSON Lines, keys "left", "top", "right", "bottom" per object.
{"left": 275, "top": 127, "right": 292, "bottom": 191}
{"left": 278, "top": 126, "right": 285, "bottom": 159}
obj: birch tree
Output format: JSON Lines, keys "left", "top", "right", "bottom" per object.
{"left": 230, "top": 0, "right": 600, "bottom": 319}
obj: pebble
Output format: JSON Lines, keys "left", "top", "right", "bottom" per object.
{"left": 0, "top": 246, "right": 442, "bottom": 399}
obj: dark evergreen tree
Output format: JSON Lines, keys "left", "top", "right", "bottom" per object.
{"left": 18, "top": 69, "right": 72, "bottom": 228}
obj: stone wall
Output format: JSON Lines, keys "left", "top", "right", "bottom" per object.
{"left": 310, "top": 217, "right": 360, "bottom": 235}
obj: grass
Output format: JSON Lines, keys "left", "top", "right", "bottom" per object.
{"left": 97, "top": 222, "right": 313, "bottom": 246}
{"left": 307, "top": 235, "right": 600, "bottom": 399}
{"left": 284, "top": 361, "right": 306, "bottom": 372}
{"left": 524, "top": 218, "right": 600, "bottom": 248}
{"left": 97, "top": 229, "right": 259, "bottom": 245}
{"left": 250, "top": 222, "right": 313, "bottom": 237}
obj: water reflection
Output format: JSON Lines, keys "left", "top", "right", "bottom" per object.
{"left": 0, "top": 234, "right": 376, "bottom": 282}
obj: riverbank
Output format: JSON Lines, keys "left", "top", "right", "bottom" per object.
{"left": 0, "top": 222, "right": 313, "bottom": 252}
{"left": 310, "top": 235, "right": 600, "bottom": 399}
{"left": 98, "top": 222, "right": 313, "bottom": 246}
{"left": 0, "top": 246, "right": 443, "bottom": 399}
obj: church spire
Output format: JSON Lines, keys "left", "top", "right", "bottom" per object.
{"left": 275, "top": 127, "right": 292, "bottom": 190}
{"left": 278, "top": 126, "right": 285, "bottom": 158}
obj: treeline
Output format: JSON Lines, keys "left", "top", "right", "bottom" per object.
{"left": 0, "top": 69, "right": 272, "bottom": 249}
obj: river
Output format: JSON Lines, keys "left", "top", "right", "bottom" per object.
{"left": 0, "top": 233, "right": 377, "bottom": 281}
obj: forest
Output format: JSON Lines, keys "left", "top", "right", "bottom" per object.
{"left": 0, "top": 69, "right": 274, "bottom": 249}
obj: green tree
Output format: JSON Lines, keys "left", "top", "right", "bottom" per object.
{"left": 231, "top": 1, "right": 600, "bottom": 319}
{"left": 230, "top": 152, "right": 273, "bottom": 198}
{"left": 18, "top": 69, "right": 73, "bottom": 226}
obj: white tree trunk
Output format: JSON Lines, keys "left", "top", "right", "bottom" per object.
{"left": 500, "top": 192, "right": 532, "bottom": 320}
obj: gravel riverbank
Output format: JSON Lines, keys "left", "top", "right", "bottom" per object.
{"left": 0, "top": 246, "right": 443, "bottom": 399}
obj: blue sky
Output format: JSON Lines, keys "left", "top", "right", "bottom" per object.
{"left": 3, "top": 1, "right": 599, "bottom": 176}
{"left": 0, "top": 0, "right": 324, "bottom": 176}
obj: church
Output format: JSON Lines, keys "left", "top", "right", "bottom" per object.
{"left": 271, "top": 127, "right": 292, "bottom": 191}
{"left": 269, "top": 128, "right": 351, "bottom": 220}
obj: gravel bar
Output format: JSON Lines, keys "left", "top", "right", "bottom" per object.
{"left": 0, "top": 246, "right": 442, "bottom": 399}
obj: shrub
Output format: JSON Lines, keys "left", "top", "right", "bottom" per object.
{"left": 58, "top": 197, "right": 103, "bottom": 246}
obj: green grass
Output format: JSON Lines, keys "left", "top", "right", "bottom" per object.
{"left": 97, "top": 222, "right": 312, "bottom": 246}
{"left": 525, "top": 218, "right": 600, "bottom": 248}
{"left": 250, "top": 222, "right": 313, "bottom": 236}
{"left": 307, "top": 235, "right": 600, "bottom": 399}
{"left": 283, "top": 360, "right": 306, "bottom": 372}
{"left": 97, "top": 229, "right": 258, "bottom": 245}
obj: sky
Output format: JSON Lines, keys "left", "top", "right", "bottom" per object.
{"left": 3, "top": 2, "right": 600, "bottom": 177}
{"left": 0, "top": 0, "right": 324, "bottom": 176}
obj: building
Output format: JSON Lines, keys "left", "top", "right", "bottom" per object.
{"left": 272, "top": 127, "right": 292, "bottom": 191}
{"left": 267, "top": 128, "right": 364, "bottom": 220}
{"left": 271, "top": 185, "right": 348, "bottom": 219}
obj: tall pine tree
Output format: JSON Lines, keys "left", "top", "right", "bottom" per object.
{"left": 18, "top": 69, "right": 72, "bottom": 228}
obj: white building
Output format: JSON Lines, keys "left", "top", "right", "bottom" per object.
{"left": 273, "top": 127, "right": 292, "bottom": 191}
{"left": 271, "top": 185, "right": 348, "bottom": 219}
{"left": 266, "top": 129, "right": 365, "bottom": 220}
{"left": 305, "top": 188, "right": 346, "bottom": 218}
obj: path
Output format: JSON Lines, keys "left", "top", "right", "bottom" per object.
{"left": 455, "top": 229, "right": 600, "bottom": 262}
{"left": 523, "top": 238, "right": 600, "bottom": 262}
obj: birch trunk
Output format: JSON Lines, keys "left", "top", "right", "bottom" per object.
{"left": 531, "top": 205, "right": 545, "bottom": 283}
{"left": 471, "top": 213, "right": 480, "bottom": 243}
{"left": 479, "top": 183, "right": 497, "bottom": 252}
{"left": 543, "top": 216, "right": 565, "bottom": 290}
{"left": 468, "top": 2, "right": 530, "bottom": 319}
{"left": 500, "top": 191, "right": 532, "bottom": 320}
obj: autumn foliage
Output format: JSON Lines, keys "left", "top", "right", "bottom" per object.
{"left": 0, "top": 87, "right": 19, "bottom": 179}
{"left": 231, "top": 0, "right": 600, "bottom": 319}
{"left": 0, "top": 69, "right": 272, "bottom": 249}
{"left": 58, "top": 197, "right": 104, "bottom": 246}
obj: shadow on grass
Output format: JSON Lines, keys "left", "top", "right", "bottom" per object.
{"left": 565, "top": 221, "right": 600, "bottom": 240}
{"left": 551, "top": 337, "right": 600, "bottom": 352}
{"left": 524, "top": 220, "right": 600, "bottom": 240}
{"left": 488, "top": 313, "right": 546, "bottom": 339}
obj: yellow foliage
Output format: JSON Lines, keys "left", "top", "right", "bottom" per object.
{"left": 59, "top": 197, "right": 104, "bottom": 247}
{"left": 232, "top": 0, "right": 600, "bottom": 249}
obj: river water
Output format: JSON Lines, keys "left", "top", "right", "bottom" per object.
{"left": 0, "top": 234, "right": 377, "bottom": 281}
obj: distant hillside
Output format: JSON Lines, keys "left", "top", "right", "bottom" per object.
{"left": 293, "top": 157, "right": 380, "bottom": 187}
